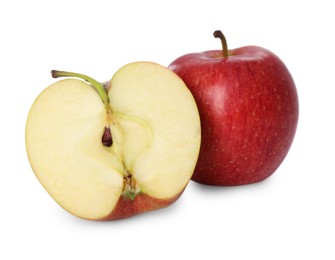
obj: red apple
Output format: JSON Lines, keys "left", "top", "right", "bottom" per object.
{"left": 169, "top": 31, "right": 299, "bottom": 186}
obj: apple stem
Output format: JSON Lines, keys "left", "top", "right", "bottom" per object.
{"left": 213, "top": 30, "right": 228, "bottom": 58}
{"left": 51, "top": 70, "right": 110, "bottom": 108}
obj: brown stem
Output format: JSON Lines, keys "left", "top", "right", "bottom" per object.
{"left": 213, "top": 30, "right": 228, "bottom": 58}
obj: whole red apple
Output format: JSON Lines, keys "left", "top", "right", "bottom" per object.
{"left": 169, "top": 31, "right": 299, "bottom": 186}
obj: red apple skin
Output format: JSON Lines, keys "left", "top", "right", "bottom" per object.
{"left": 98, "top": 190, "right": 184, "bottom": 221}
{"left": 169, "top": 46, "right": 299, "bottom": 186}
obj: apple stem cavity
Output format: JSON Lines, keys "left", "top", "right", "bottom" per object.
{"left": 213, "top": 30, "right": 229, "bottom": 58}
{"left": 51, "top": 70, "right": 110, "bottom": 109}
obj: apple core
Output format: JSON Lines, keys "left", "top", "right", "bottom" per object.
{"left": 51, "top": 70, "right": 141, "bottom": 200}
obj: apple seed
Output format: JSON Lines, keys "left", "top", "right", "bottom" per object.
{"left": 101, "top": 126, "right": 113, "bottom": 147}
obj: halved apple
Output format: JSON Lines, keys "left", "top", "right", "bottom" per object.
{"left": 26, "top": 62, "right": 201, "bottom": 220}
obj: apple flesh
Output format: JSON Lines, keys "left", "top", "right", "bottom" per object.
{"left": 26, "top": 62, "right": 201, "bottom": 220}
{"left": 169, "top": 31, "right": 298, "bottom": 186}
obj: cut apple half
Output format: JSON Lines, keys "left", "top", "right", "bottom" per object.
{"left": 25, "top": 62, "right": 201, "bottom": 220}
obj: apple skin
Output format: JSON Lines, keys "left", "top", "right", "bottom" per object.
{"left": 100, "top": 190, "right": 184, "bottom": 221}
{"left": 169, "top": 46, "right": 299, "bottom": 186}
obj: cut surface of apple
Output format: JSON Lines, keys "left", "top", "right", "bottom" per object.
{"left": 26, "top": 62, "right": 201, "bottom": 220}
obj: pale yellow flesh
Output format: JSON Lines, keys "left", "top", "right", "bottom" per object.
{"left": 26, "top": 62, "right": 201, "bottom": 220}
{"left": 26, "top": 79, "right": 124, "bottom": 219}
{"left": 109, "top": 62, "right": 201, "bottom": 198}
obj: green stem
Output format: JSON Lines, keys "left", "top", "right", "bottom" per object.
{"left": 213, "top": 30, "right": 229, "bottom": 58}
{"left": 51, "top": 70, "right": 110, "bottom": 107}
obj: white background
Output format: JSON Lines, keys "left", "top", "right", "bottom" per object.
{"left": 1, "top": 0, "right": 334, "bottom": 259}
